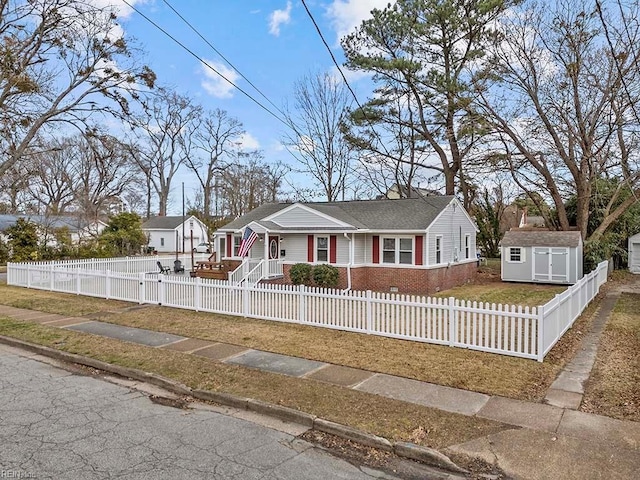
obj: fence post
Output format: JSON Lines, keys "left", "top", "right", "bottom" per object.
{"left": 298, "top": 284, "right": 306, "bottom": 323}
{"left": 158, "top": 274, "right": 165, "bottom": 306}
{"left": 448, "top": 297, "right": 456, "bottom": 346}
{"left": 366, "top": 290, "right": 372, "bottom": 334}
{"left": 194, "top": 276, "right": 201, "bottom": 312}
{"left": 49, "top": 265, "right": 54, "bottom": 291}
{"left": 537, "top": 306, "right": 545, "bottom": 362}
{"left": 26, "top": 264, "right": 31, "bottom": 288}
{"left": 138, "top": 273, "right": 145, "bottom": 304}
{"left": 105, "top": 270, "right": 111, "bottom": 299}
{"left": 76, "top": 269, "right": 81, "bottom": 295}
{"left": 242, "top": 281, "right": 249, "bottom": 317}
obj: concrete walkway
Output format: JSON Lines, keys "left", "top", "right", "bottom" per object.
{"left": 1, "top": 303, "right": 639, "bottom": 479}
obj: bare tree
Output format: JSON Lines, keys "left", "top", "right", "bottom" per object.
{"left": 475, "top": 0, "right": 640, "bottom": 241}
{"left": 72, "top": 132, "right": 139, "bottom": 220}
{"left": 283, "top": 72, "right": 354, "bottom": 201}
{"left": 185, "top": 108, "right": 244, "bottom": 218}
{"left": 133, "top": 88, "right": 201, "bottom": 216}
{"left": 0, "top": 0, "right": 155, "bottom": 179}
{"left": 219, "top": 151, "right": 283, "bottom": 217}
{"left": 28, "top": 138, "right": 76, "bottom": 215}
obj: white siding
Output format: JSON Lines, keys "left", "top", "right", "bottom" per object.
{"left": 269, "top": 206, "right": 346, "bottom": 228}
{"left": 280, "top": 235, "right": 308, "bottom": 262}
{"left": 147, "top": 230, "right": 177, "bottom": 253}
{"left": 354, "top": 234, "right": 367, "bottom": 264}
{"left": 426, "top": 202, "right": 477, "bottom": 266}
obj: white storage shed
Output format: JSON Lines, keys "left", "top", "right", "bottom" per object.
{"left": 500, "top": 230, "right": 583, "bottom": 285}
{"left": 628, "top": 233, "right": 640, "bottom": 273}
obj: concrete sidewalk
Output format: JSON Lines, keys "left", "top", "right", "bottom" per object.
{"left": 0, "top": 302, "right": 638, "bottom": 479}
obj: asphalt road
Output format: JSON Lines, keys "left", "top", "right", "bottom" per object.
{"left": 0, "top": 344, "right": 457, "bottom": 480}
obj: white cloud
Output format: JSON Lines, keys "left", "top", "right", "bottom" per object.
{"left": 269, "top": 1, "right": 292, "bottom": 36}
{"left": 89, "top": 0, "right": 146, "bottom": 20}
{"left": 327, "top": 0, "right": 392, "bottom": 41}
{"left": 200, "top": 59, "right": 240, "bottom": 99}
{"left": 239, "top": 133, "right": 260, "bottom": 150}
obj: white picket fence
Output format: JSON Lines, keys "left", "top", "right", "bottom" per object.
{"left": 6, "top": 258, "right": 609, "bottom": 361}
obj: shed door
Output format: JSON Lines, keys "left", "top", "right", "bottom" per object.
{"left": 533, "top": 247, "right": 550, "bottom": 281}
{"left": 632, "top": 243, "right": 640, "bottom": 271}
{"left": 534, "top": 247, "right": 569, "bottom": 282}
{"left": 550, "top": 248, "right": 569, "bottom": 282}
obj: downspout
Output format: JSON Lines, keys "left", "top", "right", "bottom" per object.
{"left": 343, "top": 232, "right": 352, "bottom": 291}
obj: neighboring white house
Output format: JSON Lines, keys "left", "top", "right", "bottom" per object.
{"left": 142, "top": 216, "right": 208, "bottom": 253}
{"left": 0, "top": 214, "right": 106, "bottom": 245}
{"left": 213, "top": 196, "right": 478, "bottom": 294}
{"left": 628, "top": 233, "right": 640, "bottom": 273}
{"left": 500, "top": 230, "right": 583, "bottom": 284}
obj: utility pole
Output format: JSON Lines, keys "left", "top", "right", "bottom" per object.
{"left": 182, "top": 182, "right": 185, "bottom": 253}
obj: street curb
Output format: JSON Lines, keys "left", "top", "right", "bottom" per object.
{"left": 0, "top": 335, "right": 467, "bottom": 474}
{"left": 314, "top": 418, "right": 393, "bottom": 452}
{"left": 394, "top": 442, "right": 468, "bottom": 473}
{"left": 247, "top": 398, "right": 316, "bottom": 427}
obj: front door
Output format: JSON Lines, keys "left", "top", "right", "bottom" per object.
{"left": 268, "top": 236, "right": 279, "bottom": 260}
{"left": 534, "top": 247, "right": 569, "bottom": 283}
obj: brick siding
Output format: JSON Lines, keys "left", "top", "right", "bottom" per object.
{"left": 267, "top": 262, "right": 477, "bottom": 295}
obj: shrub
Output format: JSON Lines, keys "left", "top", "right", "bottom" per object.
{"left": 312, "top": 264, "right": 340, "bottom": 288}
{"left": 289, "top": 263, "right": 312, "bottom": 285}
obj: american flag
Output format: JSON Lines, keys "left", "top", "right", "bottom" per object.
{"left": 237, "top": 227, "right": 258, "bottom": 257}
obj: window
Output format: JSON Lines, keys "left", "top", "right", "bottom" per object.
{"left": 465, "top": 234, "right": 470, "bottom": 259}
{"left": 233, "top": 235, "right": 242, "bottom": 256}
{"left": 509, "top": 247, "right": 523, "bottom": 262}
{"left": 219, "top": 237, "right": 226, "bottom": 258}
{"left": 316, "top": 236, "right": 328, "bottom": 262}
{"left": 382, "top": 238, "right": 395, "bottom": 263}
{"left": 160, "top": 237, "right": 165, "bottom": 247}
{"left": 435, "top": 236, "right": 442, "bottom": 264}
{"left": 381, "top": 237, "right": 413, "bottom": 265}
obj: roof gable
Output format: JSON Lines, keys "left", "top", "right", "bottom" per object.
{"left": 264, "top": 203, "right": 354, "bottom": 228}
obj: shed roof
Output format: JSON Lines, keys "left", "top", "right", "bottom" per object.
{"left": 220, "top": 196, "right": 457, "bottom": 232}
{"left": 500, "top": 230, "right": 582, "bottom": 248}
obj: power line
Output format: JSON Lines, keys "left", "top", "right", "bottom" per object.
{"left": 300, "top": 0, "right": 397, "bottom": 164}
{"left": 121, "top": 0, "right": 291, "bottom": 129}
{"left": 160, "top": 0, "right": 289, "bottom": 121}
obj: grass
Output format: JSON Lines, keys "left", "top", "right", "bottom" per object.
{"left": 434, "top": 283, "right": 565, "bottom": 308}
{"left": 0, "top": 316, "right": 510, "bottom": 450}
{"left": 582, "top": 293, "right": 640, "bottom": 422}
{"left": 0, "top": 286, "right": 130, "bottom": 316}
{"left": 0, "top": 282, "right": 599, "bottom": 401}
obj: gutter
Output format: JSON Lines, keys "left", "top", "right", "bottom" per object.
{"left": 343, "top": 232, "right": 352, "bottom": 291}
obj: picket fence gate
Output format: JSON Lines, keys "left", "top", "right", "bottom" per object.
{"left": 6, "top": 257, "right": 609, "bottom": 362}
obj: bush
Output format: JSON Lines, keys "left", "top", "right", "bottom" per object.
{"left": 312, "top": 264, "right": 340, "bottom": 288}
{"left": 289, "top": 263, "right": 312, "bottom": 285}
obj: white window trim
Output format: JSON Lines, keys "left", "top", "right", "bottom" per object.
{"left": 435, "top": 235, "right": 443, "bottom": 264}
{"left": 464, "top": 234, "right": 471, "bottom": 259}
{"left": 507, "top": 246, "right": 525, "bottom": 263}
{"left": 232, "top": 234, "right": 242, "bottom": 257}
{"left": 380, "top": 236, "right": 414, "bottom": 265}
{"left": 315, "top": 235, "right": 330, "bottom": 263}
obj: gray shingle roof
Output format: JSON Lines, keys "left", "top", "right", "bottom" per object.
{"left": 500, "top": 230, "right": 583, "bottom": 248}
{"left": 142, "top": 216, "right": 190, "bottom": 230}
{"left": 0, "top": 215, "right": 96, "bottom": 232}
{"left": 220, "top": 196, "right": 456, "bottom": 232}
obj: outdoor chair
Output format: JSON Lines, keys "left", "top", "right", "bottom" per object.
{"left": 173, "top": 260, "right": 185, "bottom": 274}
{"left": 157, "top": 261, "right": 171, "bottom": 274}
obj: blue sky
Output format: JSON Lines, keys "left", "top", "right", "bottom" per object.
{"left": 109, "top": 0, "right": 390, "bottom": 211}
